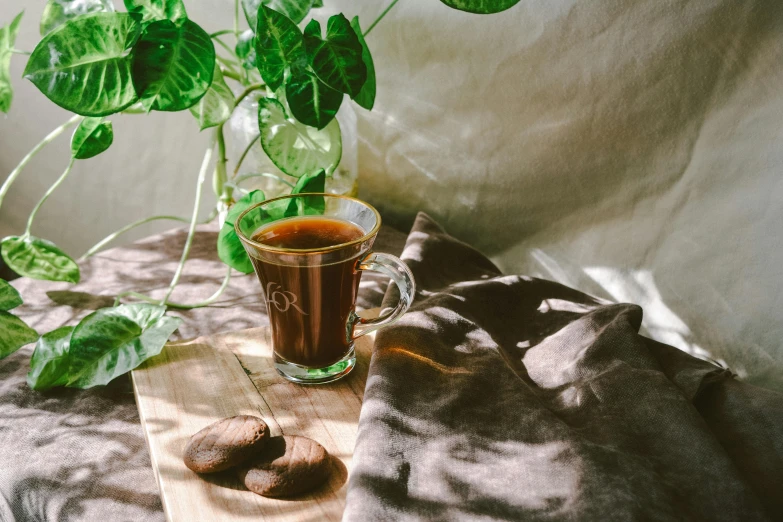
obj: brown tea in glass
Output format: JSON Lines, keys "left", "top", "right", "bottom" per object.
{"left": 250, "top": 217, "right": 365, "bottom": 368}
{"left": 235, "top": 194, "right": 415, "bottom": 384}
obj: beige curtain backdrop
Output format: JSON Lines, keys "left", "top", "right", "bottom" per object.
{"left": 1, "top": 0, "right": 781, "bottom": 390}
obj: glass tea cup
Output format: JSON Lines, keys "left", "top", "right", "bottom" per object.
{"left": 235, "top": 193, "right": 415, "bottom": 384}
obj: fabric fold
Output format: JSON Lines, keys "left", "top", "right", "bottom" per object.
{"left": 344, "top": 212, "right": 783, "bottom": 522}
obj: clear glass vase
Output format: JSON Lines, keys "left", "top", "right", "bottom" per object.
{"left": 226, "top": 91, "right": 358, "bottom": 199}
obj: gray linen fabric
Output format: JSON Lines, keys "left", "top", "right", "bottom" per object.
{"left": 0, "top": 224, "right": 406, "bottom": 522}
{"left": 344, "top": 213, "right": 783, "bottom": 522}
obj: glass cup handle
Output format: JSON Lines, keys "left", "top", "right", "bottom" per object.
{"left": 352, "top": 252, "right": 416, "bottom": 340}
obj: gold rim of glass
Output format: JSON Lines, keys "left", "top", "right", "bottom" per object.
{"left": 234, "top": 193, "right": 382, "bottom": 255}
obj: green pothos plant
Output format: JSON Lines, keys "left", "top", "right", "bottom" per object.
{"left": 0, "top": 0, "right": 519, "bottom": 391}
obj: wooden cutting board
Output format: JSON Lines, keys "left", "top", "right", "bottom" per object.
{"left": 131, "top": 311, "right": 378, "bottom": 522}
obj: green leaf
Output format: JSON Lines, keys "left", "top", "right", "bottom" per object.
{"left": 272, "top": 0, "right": 315, "bottom": 24}
{"left": 236, "top": 30, "right": 254, "bottom": 59}
{"left": 121, "top": 302, "right": 170, "bottom": 328}
{"left": 439, "top": 0, "right": 521, "bottom": 14}
{"left": 255, "top": 5, "right": 306, "bottom": 92}
{"left": 286, "top": 168, "right": 325, "bottom": 216}
{"left": 1, "top": 235, "right": 80, "bottom": 283}
{"left": 350, "top": 17, "right": 375, "bottom": 110}
{"left": 258, "top": 97, "right": 341, "bottom": 178}
{"left": 27, "top": 326, "right": 73, "bottom": 390}
{"left": 312, "top": 0, "right": 323, "bottom": 8}
{"left": 40, "top": 0, "right": 114, "bottom": 35}
{"left": 218, "top": 190, "right": 266, "bottom": 274}
{"left": 131, "top": 18, "right": 215, "bottom": 112}
{"left": 123, "top": 0, "right": 187, "bottom": 25}
{"left": 291, "top": 168, "right": 325, "bottom": 194}
{"left": 285, "top": 68, "right": 342, "bottom": 129}
{"left": 0, "top": 278, "right": 22, "bottom": 311}
{"left": 66, "top": 304, "right": 181, "bottom": 388}
{"left": 0, "top": 310, "right": 38, "bottom": 359}
{"left": 0, "top": 11, "right": 23, "bottom": 113}
{"left": 242, "top": 0, "right": 263, "bottom": 28}
{"left": 217, "top": 226, "right": 254, "bottom": 274}
{"left": 24, "top": 12, "right": 142, "bottom": 116}
{"left": 236, "top": 29, "right": 257, "bottom": 70}
{"left": 189, "top": 64, "right": 235, "bottom": 130}
{"left": 226, "top": 190, "right": 267, "bottom": 226}
{"left": 303, "top": 15, "right": 366, "bottom": 97}
{"left": 243, "top": 0, "right": 314, "bottom": 28}
{"left": 71, "top": 117, "right": 114, "bottom": 159}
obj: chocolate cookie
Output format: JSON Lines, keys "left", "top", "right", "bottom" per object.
{"left": 237, "top": 435, "right": 331, "bottom": 497}
{"left": 184, "top": 415, "right": 270, "bottom": 473}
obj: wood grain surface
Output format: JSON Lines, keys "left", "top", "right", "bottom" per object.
{"left": 131, "top": 312, "right": 377, "bottom": 521}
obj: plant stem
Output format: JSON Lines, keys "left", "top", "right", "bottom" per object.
{"left": 114, "top": 266, "right": 232, "bottom": 309}
{"left": 214, "top": 124, "right": 229, "bottom": 203}
{"left": 233, "top": 133, "right": 261, "bottom": 177}
{"left": 174, "top": 267, "right": 231, "bottom": 309}
{"left": 160, "top": 144, "right": 214, "bottom": 306}
{"left": 235, "top": 172, "right": 295, "bottom": 188}
{"left": 234, "top": 0, "right": 240, "bottom": 37}
{"left": 216, "top": 54, "right": 241, "bottom": 68}
{"left": 10, "top": 49, "right": 31, "bottom": 55}
{"left": 221, "top": 68, "right": 243, "bottom": 82}
{"left": 223, "top": 181, "right": 248, "bottom": 197}
{"left": 364, "top": 0, "right": 400, "bottom": 37}
{"left": 79, "top": 209, "right": 218, "bottom": 261}
{"left": 246, "top": 66, "right": 262, "bottom": 85}
{"left": 235, "top": 83, "right": 265, "bottom": 105}
{"left": 0, "top": 114, "right": 82, "bottom": 211}
{"left": 212, "top": 35, "right": 237, "bottom": 56}
{"left": 82, "top": 215, "right": 189, "bottom": 260}
{"left": 217, "top": 59, "right": 244, "bottom": 85}
{"left": 25, "top": 158, "right": 76, "bottom": 235}
{"left": 204, "top": 207, "right": 219, "bottom": 223}
{"left": 122, "top": 106, "right": 147, "bottom": 114}
{"left": 210, "top": 29, "right": 235, "bottom": 38}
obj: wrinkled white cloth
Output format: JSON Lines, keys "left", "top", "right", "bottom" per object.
{"left": 335, "top": 0, "right": 783, "bottom": 392}
{"left": 2, "top": 0, "right": 780, "bottom": 391}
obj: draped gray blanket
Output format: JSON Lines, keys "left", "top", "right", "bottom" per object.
{"left": 344, "top": 213, "right": 783, "bottom": 522}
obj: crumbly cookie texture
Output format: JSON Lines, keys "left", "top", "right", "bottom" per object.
{"left": 184, "top": 415, "right": 270, "bottom": 474}
{"left": 237, "top": 435, "right": 332, "bottom": 497}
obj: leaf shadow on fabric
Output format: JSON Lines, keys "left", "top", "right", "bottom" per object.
{"left": 0, "top": 367, "right": 164, "bottom": 521}
{"left": 345, "top": 213, "right": 781, "bottom": 522}
{"left": 46, "top": 290, "right": 116, "bottom": 310}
